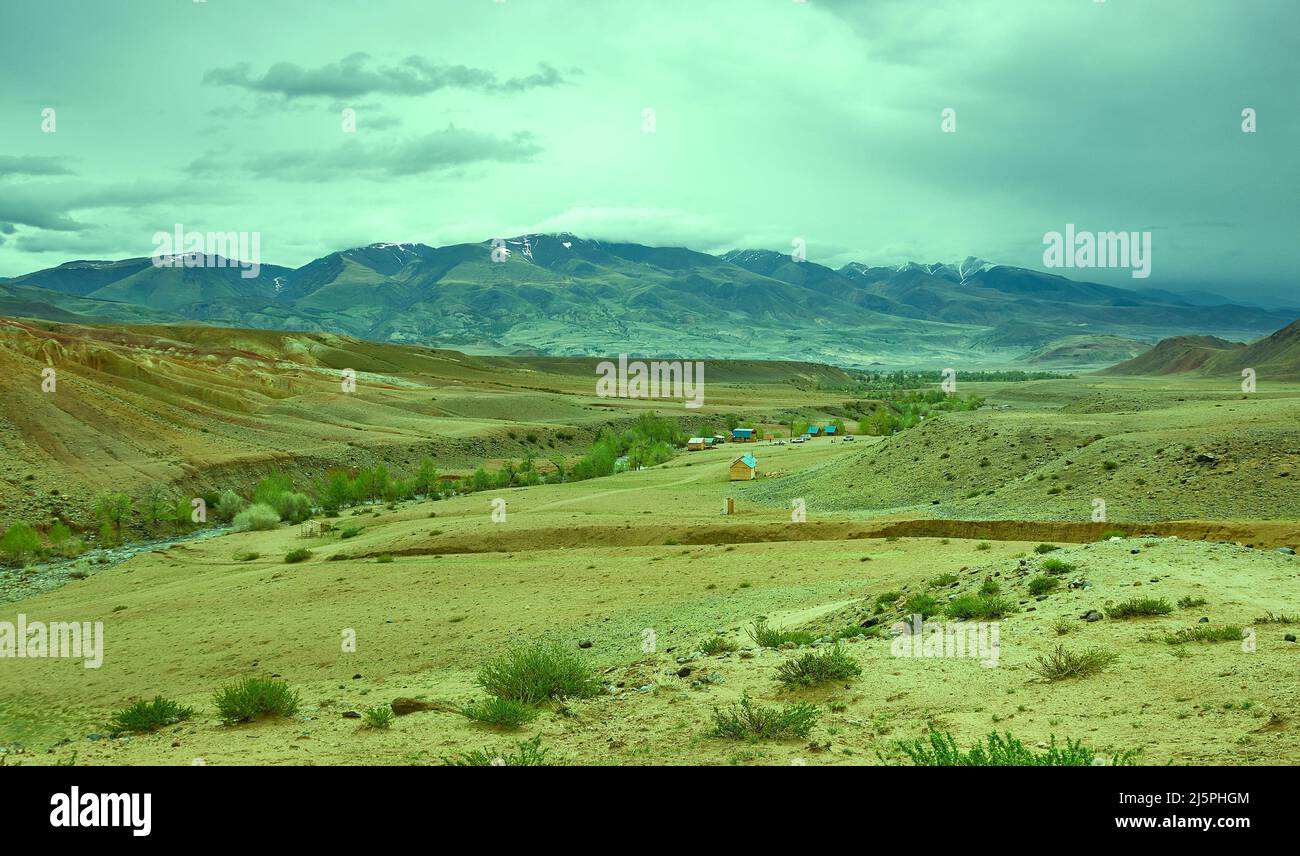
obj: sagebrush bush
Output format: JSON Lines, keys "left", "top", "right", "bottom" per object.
{"left": 1034, "top": 543, "right": 1060, "bottom": 554}
{"left": 711, "top": 694, "right": 820, "bottom": 741}
{"left": 700, "top": 635, "right": 738, "bottom": 655}
{"left": 233, "top": 503, "right": 280, "bottom": 532}
{"left": 945, "top": 594, "right": 1014, "bottom": 621}
{"left": 774, "top": 645, "right": 862, "bottom": 688}
{"left": 1177, "top": 596, "right": 1208, "bottom": 609}
{"left": 1028, "top": 575, "right": 1060, "bottom": 596}
{"left": 443, "top": 734, "right": 550, "bottom": 766}
{"left": 461, "top": 696, "right": 538, "bottom": 728}
{"left": 895, "top": 726, "right": 1137, "bottom": 766}
{"left": 1165, "top": 625, "right": 1244, "bottom": 644}
{"left": 903, "top": 593, "right": 941, "bottom": 618}
{"left": 748, "top": 618, "right": 815, "bottom": 648}
{"left": 928, "top": 573, "right": 959, "bottom": 587}
{"left": 274, "top": 491, "right": 313, "bottom": 524}
{"left": 214, "top": 489, "right": 246, "bottom": 522}
{"left": 476, "top": 642, "right": 600, "bottom": 703}
{"left": 873, "top": 591, "right": 903, "bottom": 611}
{"left": 1109, "top": 597, "right": 1172, "bottom": 618}
{"left": 284, "top": 548, "right": 312, "bottom": 563}
{"left": 1032, "top": 644, "right": 1116, "bottom": 681}
{"left": 1040, "top": 557, "right": 1074, "bottom": 574}
{"left": 213, "top": 677, "right": 300, "bottom": 723}
{"left": 108, "top": 696, "right": 194, "bottom": 734}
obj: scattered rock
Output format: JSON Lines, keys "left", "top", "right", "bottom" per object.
{"left": 341, "top": 710, "right": 361, "bottom": 719}
{"left": 1278, "top": 547, "right": 1296, "bottom": 556}
{"left": 676, "top": 666, "right": 693, "bottom": 678}
{"left": 578, "top": 640, "right": 593, "bottom": 649}
{"left": 1082, "top": 610, "right": 1103, "bottom": 622}
{"left": 1285, "top": 634, "right": 1296, "bottom": 643}
{"left": 1198, "top": 617, "right": 1210, "bottom": 623}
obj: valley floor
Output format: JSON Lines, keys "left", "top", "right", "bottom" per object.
{"left": 2, "top": 438, "right": 1298, "bottom": 765}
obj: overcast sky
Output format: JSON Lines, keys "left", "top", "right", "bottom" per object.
{"left": 1, "top": 0, "right": 1295, "bottom": 304}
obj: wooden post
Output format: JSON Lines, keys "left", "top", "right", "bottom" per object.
{"left": 726, "top": 496, "right": 734, "bottom": 515}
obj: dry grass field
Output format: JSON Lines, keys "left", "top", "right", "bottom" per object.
{"left": 2, "top": 335, "right": 1298, "bottom": 765}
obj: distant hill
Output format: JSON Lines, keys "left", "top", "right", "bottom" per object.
{"left": 5, "top": 235, "right": 1293, "bottom": 369}
{"left": 1101, "top": 319, "right": 1300, "bottom": 378}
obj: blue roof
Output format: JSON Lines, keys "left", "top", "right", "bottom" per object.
{"left": 732, "top": 427, "right": 755, "bottom": 437}
{"left": 735, "top": 453, "right": 757, "bottom": 468}
{"left": 824, "top": 425, "right": 837, "bottom": 433}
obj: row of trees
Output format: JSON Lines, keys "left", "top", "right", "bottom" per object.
{"left": 1, "top": 414, "right": 694, "bottom": 567}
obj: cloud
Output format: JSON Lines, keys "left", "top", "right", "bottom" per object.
{"left": 202, "top": 53, "right": 575, "bottom": 99}
{"left": 0, "top": 155, "right": 75, "bottom": 179}
{"left": 189, "top": 126, "right": 541, "bottom": 180}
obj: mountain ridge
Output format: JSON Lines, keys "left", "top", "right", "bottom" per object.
{"left": 4, "top": 235, "right": 1293, "bottom": 369}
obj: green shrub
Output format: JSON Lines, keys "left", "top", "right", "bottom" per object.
{"left": 443, "top": 735, "right": 550, "bottom": 766}
{"left": 476, "top": 642, "right": 601, "bottom": 703}
{"left": 895, "top": 726, "right": 1137, "bottom": 766}
{"left": 362, "top": 705, "right": 394, "bottom": 729}
{"left": 1100, "top": 529, "right": 1128, "bottom": 540}
{"left": 376, "top": 554, "right": 394, "bottom": 564}
{"left": 0, "top": 522, "right": 41, "bottom": 565}
{"left": 945, "top": 594, "right": 1014, "bottom": 621}
{"left": 873, "top": 591, "right": 903, "bottom": 611}
{"left": 834, "top": 624, "right": 880, "bottom": 641}
{"left": 1034, "top": 543, "right": 1060, "bottom": 554}
{"left": 1040, "top": 557, "right": 1074, "bottom": 574}
{"left": 1028, "top": 575, "right": 1060, "bottom": 596}
{"left": 108, "top": 696, "right": 194, "bottom": 734}
{"left": 1109, "top": 597, "right": 1172, "bottom": 619}
{"left": 461, "top": 697, "right": 538, "bottom": 728}
{"left": 1032, "top": 644, "right": 1116, "bottom": 681}
{"left": 1164, "top": 625, "right": 1244, "bottom": 644}
{"left": 903, "top": 593, "right": 941, "bottom": 618}
{"left": 340, "top": 526, "right": 363, "bottom": 539}
{"left": 979, "top": 578, "right": 1002, "bottom": 596}
{"left": 213, "top": 677, "right": 300, "bottom": 724}
{"left": 274, "top": 491, "right": 313, "bottom": 524}
{"left": 928, "top": 573, "right": 959, "bottom": 587}
{"left": 1053, "top": 617, "right": 1076, "bottom": 635}
{"left": 214, "top": 489, "right": 247, "bottom": 522}
{"left": 233, "top": 503, "right": 280, "bottom": 532}
{"left": 975, "top": 542, "right": 991, "bottom": 551}
{"left": 284, "top": 548, "right": 312, "bottom": 564}
{"left": 711, "top": 694, "right": 820, "bottom": 741}
{"left": 700, "top": 636, "right": 738, "bottom": 655}
{"left": 1177, "top": 596, "right": 1207, "bottom": 609}
{"left": 774, "top": 645, "right": 862, "bottom": 688}
{"left": 233, "top": 551, "right": 259, "bottom": 562}
{"left": 748, "top": 618, "right": 815, "bottom": 648}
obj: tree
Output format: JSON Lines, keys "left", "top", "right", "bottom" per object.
{"left": 214, "top": 489, "right": 247, "bottom": 521}
{"left": 320, "top": 471, "right": 352, "bottom": 512}
{"left": 94, "top": 492, "right": 133, "bottom": 537}
{"left": 1, "top": 522, "right": 41, "bottom": 565}
{"left": 414, "top": 457, "right": 439, "bottom": 498}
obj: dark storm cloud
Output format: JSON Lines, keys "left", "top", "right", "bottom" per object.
{"left": 202, "top": 53, "right": 575, "bottom": 99}
{"left": 188, "top": 126, "right": 541, "bottom": 181}
{"left": 0, "top": 155, "right": 75, "bottom": 179}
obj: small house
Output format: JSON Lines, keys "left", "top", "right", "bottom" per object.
{"left": 824, "top": 425, "right": 837, "bottom": 435}
{"left": 729, "top": 453, "right": 758, "bottom": 481}
{"left": 806, "top": 425, "right": 822, "bottom": 436}
{"left": 731, "top": 427, "right": 756, "bottom": 442}
{"left": 687, "top": 437, "right": 707, "bottom": 451}
{"left": 712, "top": 434, "right": 727, "bottom": 444}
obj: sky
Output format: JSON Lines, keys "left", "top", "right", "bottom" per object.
{"left": 0, "top": 0, "right": 1296, "bottom": 304}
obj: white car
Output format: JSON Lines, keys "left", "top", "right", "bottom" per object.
{"left": 791, "top": 436, "right": 806, "bottom": 444}
{"left": 842, "top": 435, "right": 855, "bottom": 442}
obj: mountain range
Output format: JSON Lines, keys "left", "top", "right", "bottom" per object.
{"left": 2, "top": 234, "right": 1294, "bottom": 369}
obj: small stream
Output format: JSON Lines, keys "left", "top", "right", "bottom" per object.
{"left": 0, "top": 525, "right": 232, "bottom": 605}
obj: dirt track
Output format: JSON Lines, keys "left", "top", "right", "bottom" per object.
{"left": 351, "top": 517, "right": 1300, "bottom": 558}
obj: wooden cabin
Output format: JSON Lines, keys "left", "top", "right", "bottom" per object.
{"left": 687, "top": 437, "right": 707, "bottom": 451}
{"left": 729, "top": 453, "right": 758, "bottom": 481}
{"left": 731, "top": 427, "right": 756, "bottom": 442}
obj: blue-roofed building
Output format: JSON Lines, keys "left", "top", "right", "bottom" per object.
{"left": 729, "top": 453, "right": 758, "bottom": 480}
{"left": 731, "top": 427, "right": 756, "bottom": 442}
{"left": 824, "top": 425, "right": 837, "bottom": 434}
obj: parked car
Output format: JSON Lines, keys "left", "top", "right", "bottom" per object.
{"left": 791, "top": 436, "right": 806, "bottom": 444}
{"left": 842, "top": 435, "right": 855, "bottom": 442}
